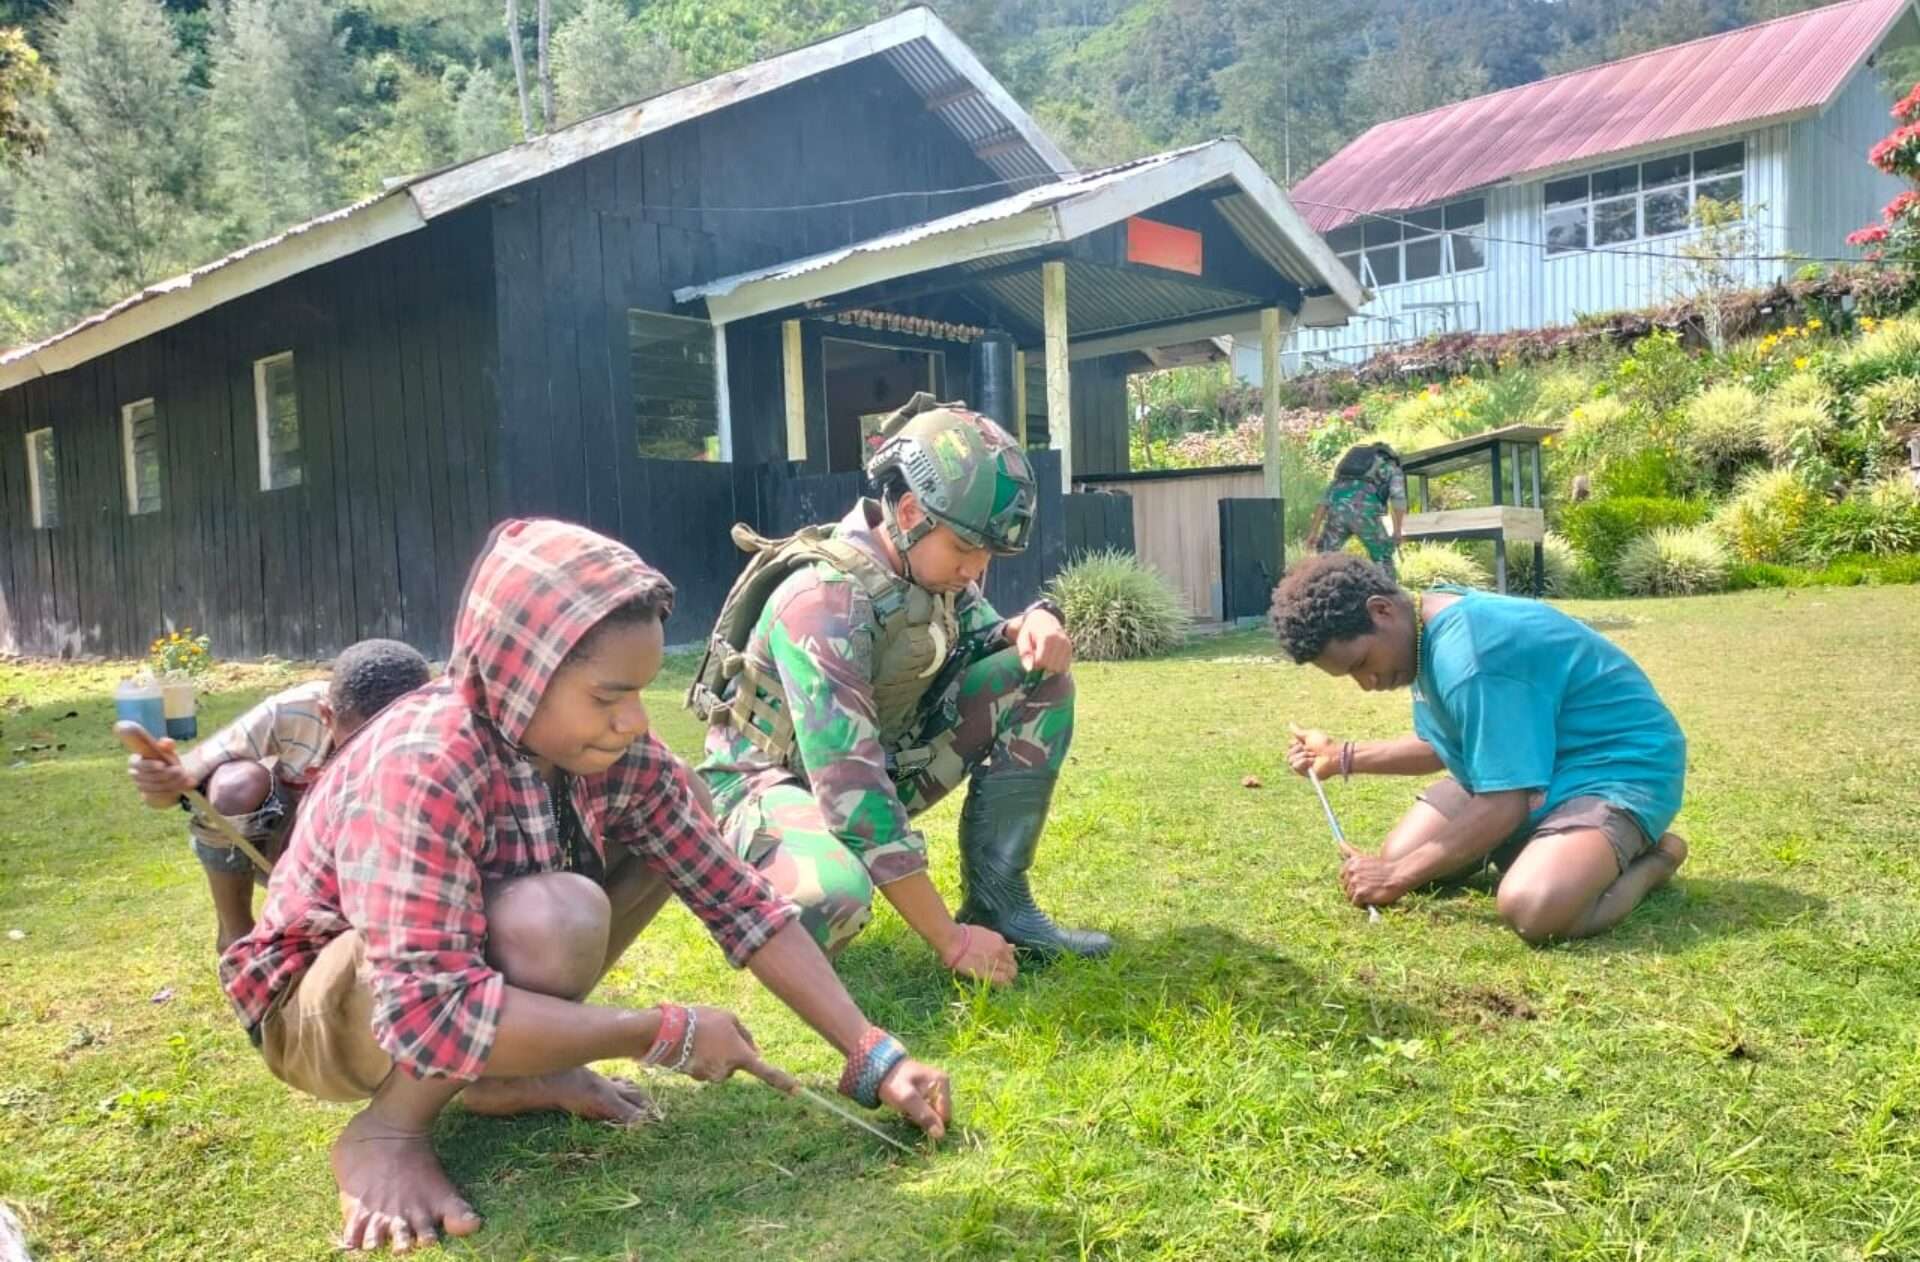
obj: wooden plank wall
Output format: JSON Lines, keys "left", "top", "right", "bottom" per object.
{"left": 1085, "top": 467, "right": 1266, "bottom": 619}
{"left": 1022, "top": 353, "right": 1129, "bottom": 476}
{"left": 1217, "top": 497, "right": 1284, "bottom": 622}
{"left": 0, "top": 207, "right": 500, "bottom": 660}
{"left": 490, "top": 58, "right": 1007, "bottom": 636}
{"left": 1061, "top": 491, "right": 1136, "bottom": 560}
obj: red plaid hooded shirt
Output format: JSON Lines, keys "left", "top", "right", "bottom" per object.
{"left": 220, "top": 519, "right": 797, "bottom": 1082}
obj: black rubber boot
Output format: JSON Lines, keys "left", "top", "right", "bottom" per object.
{"left": 954, "top": 767, "right": 1112, "bottom": 960}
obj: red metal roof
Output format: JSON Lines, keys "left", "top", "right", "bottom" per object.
{"left": 1291, "top": 0, "right": 1915, "bottom": 231}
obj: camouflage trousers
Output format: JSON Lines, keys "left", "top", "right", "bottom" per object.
{"left": 1315, "top": 503, "right": 1398, "bottom": 576}
{"left": 717, "top": 646, "right": 1074, "bottom": 954}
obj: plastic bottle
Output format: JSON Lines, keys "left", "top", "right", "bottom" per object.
{"left": 114, "top": 676, "right": 167, "bottom": 738}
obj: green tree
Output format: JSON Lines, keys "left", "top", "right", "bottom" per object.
{"left": 207, "top": 0, "right": 353, "bottom": 239}
{"left": 1345, "top": 13, "right": 1490, "bottom": 131}
{"left": 551, "top": 0, "right": 677, "bottom": 123}
{"left": 6, "top": 0, "right": 219, "bottom": 333}
{"left": 0, "top": 25, "right": 49, "bottom": 165}
{"left": 448, "top": 60, "right": 514, "bottom": 157}
{"left": 1215, "top": 0, "right": 1370, "bottom": 183}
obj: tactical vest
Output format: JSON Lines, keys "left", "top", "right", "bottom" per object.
{"left": 687, "top": 517, "right": 959, "bottom": 769}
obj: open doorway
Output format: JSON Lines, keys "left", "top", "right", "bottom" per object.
{"left": 821, "top": 337, "right": 945, "bottom": 472}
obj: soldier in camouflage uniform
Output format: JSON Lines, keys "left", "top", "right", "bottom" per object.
{"left": 690, "top": 395, "right": 1109, "bottom": 984}
{"left": 1307, "top": 442, "right": 1409, "bottom": 576}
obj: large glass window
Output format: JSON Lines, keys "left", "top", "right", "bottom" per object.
{"left": 1542, "top": 141, "right": 1746, "bottom": 255}
{"left": 1327, "top": 196, "right": 1486, "bottom": 290}
{"left": 629, "top": 310, "right": 722, "bottom": 461}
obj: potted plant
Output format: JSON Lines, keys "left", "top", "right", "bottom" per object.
{"left": 149, "top": 628, "right": 212, "bottom": 740}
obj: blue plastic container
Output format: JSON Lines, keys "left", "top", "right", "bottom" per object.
{"left": 114, "top": 677, "right": 167, "bottom": 738}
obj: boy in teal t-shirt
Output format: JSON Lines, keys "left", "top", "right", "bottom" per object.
{"left": 1269, "top": 554, "right": 1688, "bottom": 944}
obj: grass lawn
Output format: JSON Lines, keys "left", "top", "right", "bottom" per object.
{"left": 3, "top": 585, "right": 1919, "bottom": 1260}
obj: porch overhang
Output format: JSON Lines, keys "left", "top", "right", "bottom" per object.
{"left": 674, "top": 139, "right": 1366, "bottom": 337}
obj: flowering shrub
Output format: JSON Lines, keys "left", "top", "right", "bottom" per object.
{"left": 1852, "top": 85, "right": 1920, "bottom": 266}
{"left": 149, "top": 629, "right": 212, "bottom": 680}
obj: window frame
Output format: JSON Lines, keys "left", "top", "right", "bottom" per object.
{"left": 253, "top": 351, "right": 303, "bottom": 491}
{"left": 25, "top": 426, "right": 58, "bottom": 529}
{"left": 629, "top": 309, "right": 728, "bottom": 463}
{"left": 122, "top": 397, "right": 161, "bottom": 516}
{"left": 1541, "top": 140, "right": 1747, "bottom": 256}
{"left": 1329, "top": 195, "right": 1488, "bottom": 291}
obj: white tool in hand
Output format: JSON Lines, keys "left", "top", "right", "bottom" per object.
{"left": 116, "top": 720, "right": 273, "bottom": 875}
{"left": 783, "top": 1081, "right": 916, "bottom": 1155}
{"left": 1307, "top": 765, "right": 1382, "bottom": 924}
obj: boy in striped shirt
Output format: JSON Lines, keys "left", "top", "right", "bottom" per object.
{"left": 126, "top": 639, "right": 431, "bottom": 950}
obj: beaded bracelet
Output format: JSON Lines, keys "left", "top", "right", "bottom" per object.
{"left": 1340, "top": 740, "right": 1355, "bottom": 782}
{"left": 643, "top": 1003, "right": 689, "bottom": 1067}
{"left": 837, "top": 1026, "right": 909, "bottom": 1109}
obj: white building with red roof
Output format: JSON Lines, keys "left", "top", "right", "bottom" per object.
{"left": 1243, "top": 0, "right": 1917, "bottom": 374}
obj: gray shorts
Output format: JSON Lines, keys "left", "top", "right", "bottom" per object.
{"left": 184, "top": 778, "right": 293, "bottom": 880}
{"left": 1418, "top": 776, "right": 1654, "bottom": 876}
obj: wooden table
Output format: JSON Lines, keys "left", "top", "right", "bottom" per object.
{"left": 1396, "top": 424, "right": 1559, "bottom": 595}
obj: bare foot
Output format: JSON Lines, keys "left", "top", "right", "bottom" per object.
{"left": 1649, "top": 833, "right": 1688, "bottom": 890}
{"left": 462, "top": 1067, "right": 662, "bottom": 1125}
{"left": 332, "top": 1106, "right": 482, "bottom": 1253}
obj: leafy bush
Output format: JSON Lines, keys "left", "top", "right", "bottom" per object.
{"left": 1834, "top": 315, "right": 1920, "bottom": 389}
{"left": 1723, "top": 555, "right": 1920, "bottom": 588}
{"left": 1594, "top": 447, "right": 1695, "bottom": 498}
{"left": 1797, "top": 495, "right": 1920, "bottom": 561}
{"left": 1561, "top": 497, "right": 1709, "bottom": 579}
{"left": 1685, "top": 382, "right": 1766, "bottom": 480}
{"left": 1770, "top": 368, "right": 1835, "bottom": 415}
{"left": 1047, "top": 549, "right": 1190, "bottom": 661}
{"left": 1711, "top": 467, "right": 1821, "bottom": 564}
{"left": 1616, "top": 526, "right": 1731, "bottom": 596}
{"left": 1396, "top": 542, "right": 1491, "bottom": 591}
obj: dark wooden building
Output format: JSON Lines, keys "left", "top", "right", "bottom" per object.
{"left": 0, "top": 7, "right": 1360, "bottom": 659}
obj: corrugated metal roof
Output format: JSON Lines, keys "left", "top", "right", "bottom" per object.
{"left": 976, "top": 260, "right": 1261, "bottom": 338}
{"left": 1291, "top": 0, "right": 1913, "bottom": 232}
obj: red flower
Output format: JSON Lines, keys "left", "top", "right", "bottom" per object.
{"left": 1848, "top": 224, "right": 1891, "bottom": 247}
{"left": 1897, "top": 83, "right": 1920, "bottom": 124}
{"left": 1887, "top": 190, "right": 1920, "bottom": 222}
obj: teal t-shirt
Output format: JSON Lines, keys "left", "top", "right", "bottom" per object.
{"left": 1411, "top": 587, "right": 1686, "bottom": 840}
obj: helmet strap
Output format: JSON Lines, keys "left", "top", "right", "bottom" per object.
{"left": 879, "top": 497, "right": 935, "bottom": 581}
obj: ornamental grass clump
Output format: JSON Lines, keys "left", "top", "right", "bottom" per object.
{"left": 1506, "top": 532, "right": 1588, "bottom": 597}
{"left": 1396, "top": 542, "right": 1491, "bottom": 591}
{"left": 1711, "top": 467, "right": 1820, "bottom": 564}
{"left": 1616, "top": 525, "right": 1731, "bottom": 596}
{"left": 1046, "top": 549, "right": 1190, "bottom": 661}
{"left": 1685, "top": 382, "right": 1766, "bottom": 481}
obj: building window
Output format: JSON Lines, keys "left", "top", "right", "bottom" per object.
{"left": 1543, "top": 140, "right": 1745, "bottom": 255}
{"left": 253, "top": 352, "right": 303, "bottom": 490}
{"left": 630, "top": 310, "right": 721, "bottom": 461}
{"left": 25, "top": 427, "right": 59, "bottom": 529}
{"left": 122, "top": 398, "right": 162, "bottom": 515}
{"left": 1327, "top": 196, "right": 1487, "bottom": 290}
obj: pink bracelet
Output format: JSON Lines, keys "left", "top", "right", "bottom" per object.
{"left": 1341, "top": 741, "right": 1355, "bottom": 781}
{"left": 942, "top": 924, "right": 974, "bottom": 970}
{"left": 643, "top": 1003, "right": 690, "bottom": 1067}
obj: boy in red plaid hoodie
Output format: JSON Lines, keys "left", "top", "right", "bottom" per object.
{"left": 221, "top": 519, "right": 951, "bottom": 1253}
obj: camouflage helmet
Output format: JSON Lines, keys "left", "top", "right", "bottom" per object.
{"left": 866, "top": 393, "right": 1037, "bottom": 556}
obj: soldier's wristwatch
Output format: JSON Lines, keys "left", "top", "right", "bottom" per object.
{"left": 1025, "top": 598, "right": 1065, "bottom": 626}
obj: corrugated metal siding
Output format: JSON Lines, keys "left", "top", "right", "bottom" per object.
{"left": 1289, "top": 0, "right": 1910, "bottom": 233}
{"left": 1788, "top": 37, "right": 1912, "bottom": 258}
{"left": 1537, "top": 128, "right": 1791, "bottom": 323}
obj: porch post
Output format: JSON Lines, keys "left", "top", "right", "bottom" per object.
{"left": 1043, "top": 259, "right": 1071, "bottom": 491}
{"left": 1261, "top": 306, "right": 1284, "bottom": 498}
{"left": 782, "top": 319, "right": 807, "bottom": 463}
{"left": 1013, "top": 349, "right": 1028, "bottom": 447}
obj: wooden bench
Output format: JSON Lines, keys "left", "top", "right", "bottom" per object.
{"left": 1400, "top": 506, "right": 1546, "bottom": 594}
{"left": 1399, "top": 424, "right": 1559, "bottom": 596}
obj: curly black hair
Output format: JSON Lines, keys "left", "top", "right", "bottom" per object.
{"left": 563, "top": 581, "right": 677, "bottom": 669}
{"left": 328, "top": 638, "right": 432, "bottom": 723}
{"left": 1268, "top": 553, "right": 1404, "bottom": 664}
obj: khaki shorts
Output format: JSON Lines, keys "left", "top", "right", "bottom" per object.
{"left": 1418, "top": 776, "right": 1653, "bottom": 876}
{"left": 256, "top": 931, "right": 394, "bottom": 1103}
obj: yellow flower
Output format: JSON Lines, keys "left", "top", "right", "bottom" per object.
{"left": 1806, "top": 318, "right": 1823, "bottom": 330}
{"left": 1794, "top": 356, "right": 1810, "bottom": 371}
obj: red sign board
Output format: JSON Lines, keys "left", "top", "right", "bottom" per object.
{"left": 1125, "top": 217, "right": 1203, "bottom": 276}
